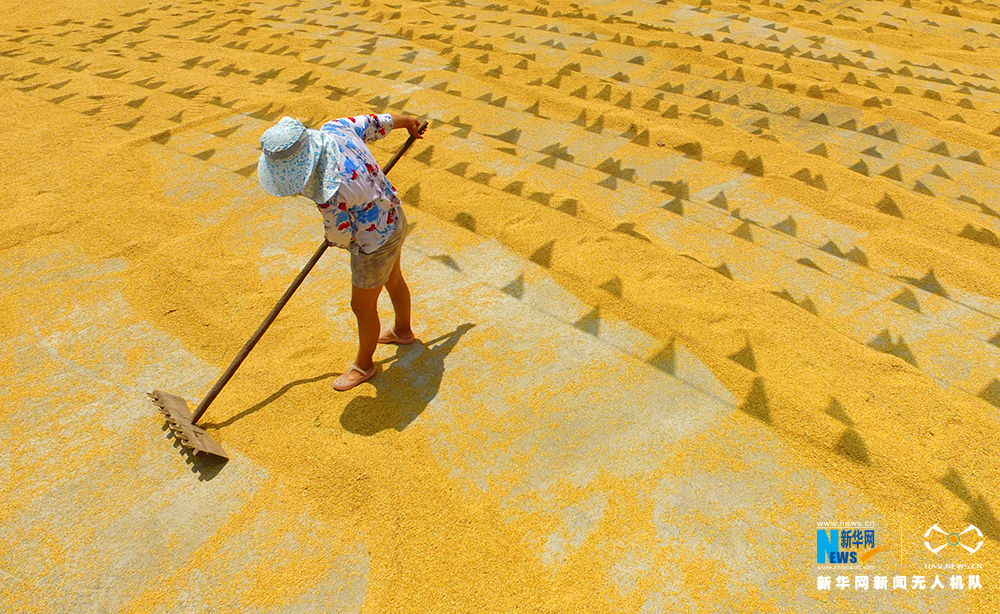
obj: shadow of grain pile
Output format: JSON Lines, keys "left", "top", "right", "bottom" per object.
{"left": 2, "top": 0, "right": 999, "bottom": 612}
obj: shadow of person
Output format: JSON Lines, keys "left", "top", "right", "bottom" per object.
{"left": 340, "top": 322, "right": 476, "bottom": 436}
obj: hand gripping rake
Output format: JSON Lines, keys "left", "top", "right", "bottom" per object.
{"left": 149, "top": 122, "right": 427, "bottom": 460}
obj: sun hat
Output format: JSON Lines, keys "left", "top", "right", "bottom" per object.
{"left": 257, "top": 116, "right": 343, "bottom": 203}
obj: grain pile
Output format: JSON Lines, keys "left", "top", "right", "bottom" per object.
{"left": 1, "top": 0, "right": 998, "bottom": 612}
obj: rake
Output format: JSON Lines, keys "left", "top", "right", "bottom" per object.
{"left": 149, "top": 121, "right": 427, "bottom": 460}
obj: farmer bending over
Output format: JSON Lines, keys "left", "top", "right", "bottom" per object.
{"left": 257, "top": 113, "right": 425, "bottom": 391}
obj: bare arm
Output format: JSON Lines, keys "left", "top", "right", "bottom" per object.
{"left": 389, "top": 114, "right": 425, "bottom": 139}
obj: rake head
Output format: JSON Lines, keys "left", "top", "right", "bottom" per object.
{"left": 148, "top": 390, "right": 229, "bottom": 459}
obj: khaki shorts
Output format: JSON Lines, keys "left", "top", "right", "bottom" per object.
{"left": 350, "top": 205, "right": 407, "bottom": 289}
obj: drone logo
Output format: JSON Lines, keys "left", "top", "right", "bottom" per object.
{"left": 924, "top": 524, "right": 983, "bottom": 555}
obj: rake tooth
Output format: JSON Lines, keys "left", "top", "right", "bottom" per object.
{"left": 166, "top": 423, "right": 190, "bottom": 444}
{"left": 148, "top": 390, "right": 228, "bottom": 459}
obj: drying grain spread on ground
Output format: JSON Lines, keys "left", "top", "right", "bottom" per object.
{"left": 1, "top": 0, "right": 999, "bottom": 612}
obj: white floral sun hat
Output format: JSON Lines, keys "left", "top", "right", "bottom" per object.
{"left": 257, "top": 116, "right": 343, "bottom": 203}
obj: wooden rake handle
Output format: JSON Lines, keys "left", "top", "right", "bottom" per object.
{"left": 191, "top": 120, "right": 427, "bottom": 424}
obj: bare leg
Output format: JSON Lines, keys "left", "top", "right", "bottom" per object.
{"left": 342, "top": 284, "right": 383, "bottom": 384}
{"left": 380, "top": 254, "right": 413, "bottom": 339}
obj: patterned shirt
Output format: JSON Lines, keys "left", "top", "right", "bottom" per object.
{"left": 317, "top": 113, "right": 402, "bottom": 256}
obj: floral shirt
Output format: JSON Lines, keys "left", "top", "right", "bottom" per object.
{"left": 317, "top": 113, "right": 402, "bottom": 256}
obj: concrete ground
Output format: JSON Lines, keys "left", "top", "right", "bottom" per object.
{"left": 1, "top": 1, "right": 998, "bottom": 612}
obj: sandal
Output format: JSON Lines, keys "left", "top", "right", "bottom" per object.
{"left": 378, "top": 328, "right": 416, "bottom": 345}
{"left": 332, "top": 362, "right": 377, "bottom": 391}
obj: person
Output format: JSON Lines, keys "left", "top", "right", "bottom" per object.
{"left": 257, "top": 112, "right": 425, "bottom": 391}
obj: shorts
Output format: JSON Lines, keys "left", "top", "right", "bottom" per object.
{"left": 350, "top": 205, "right": 407, "bottom": 289}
